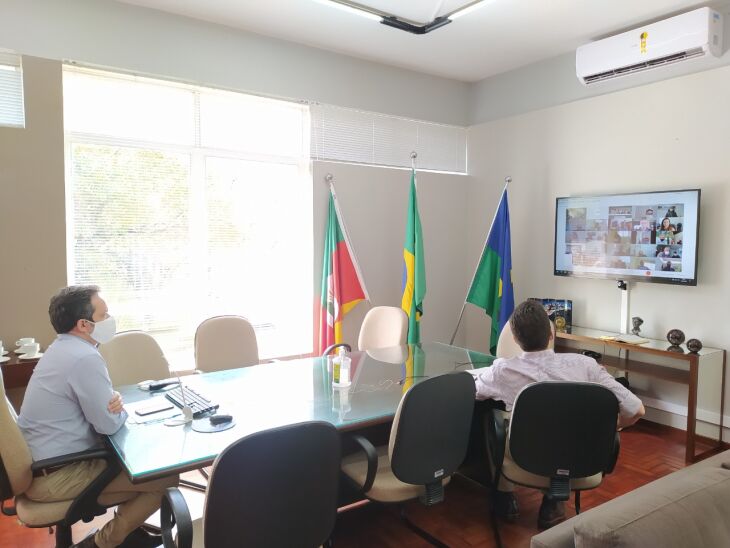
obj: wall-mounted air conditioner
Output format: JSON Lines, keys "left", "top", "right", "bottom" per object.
{"left": 576, "top": 7, "right": 724, "bottom": 85}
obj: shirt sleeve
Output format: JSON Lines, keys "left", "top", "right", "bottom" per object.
{"left": 69, "top": 353, "right": 128, "bottom": 435}
{"left": 474, "top": 362, "right": 505, "bottom": 402}
{"left": 588, "top": 362, "right": 643, "bottom": 420}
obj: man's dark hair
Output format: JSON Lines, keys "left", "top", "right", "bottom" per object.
{"left": 510, "top": 300, "right": 552, "bottom": 352}
{"left": 49, "top": 285, "right": 100, "bottom": 334}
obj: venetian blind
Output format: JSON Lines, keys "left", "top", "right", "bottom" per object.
{"left": 310, "top": 104, "right": 467, "bottom": 173}
{"left": 0, "top": 52, "right": 25, "bottom": 128}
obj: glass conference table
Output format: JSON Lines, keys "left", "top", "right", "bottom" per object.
{"left": 109, "top": 342, "right": 494, "bottom": 483}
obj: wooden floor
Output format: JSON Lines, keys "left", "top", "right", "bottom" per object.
{"left": 0, "top": 421, "right": 716, "bottom": 548}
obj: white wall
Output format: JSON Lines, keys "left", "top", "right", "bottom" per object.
{"left": 312, "top": 161, "right": 470, "bottom": 350}
{"left": 0, "top": 0, "right": 469, "bottom": 126}
{"left": 466, "top": 64, "right": 730, "bottom": 436}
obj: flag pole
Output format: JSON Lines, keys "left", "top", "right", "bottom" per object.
{"left": 449, "top": 176, "right": 512, "bottom": 345}
{"left": 325, "top": 173, "right": 371, "bottom": 303}
{"left": 410, "top": 151, "right": 417, "bottom": 188}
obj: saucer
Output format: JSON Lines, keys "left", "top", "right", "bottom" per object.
{"left": 0, "top": 356, "right": 9, "bottom": 363}
{"left": 19, "top": 352, "right": 43, "bottom": 360}
{"left": 1, "top": 350, "right": 8, "bottom": 356}
{"left": 15, "top": 347, "right": 37, "bottom": 354}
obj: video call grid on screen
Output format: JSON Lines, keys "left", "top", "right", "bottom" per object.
{"left": 554, "top": 190, "right": 699, "bottom": 284}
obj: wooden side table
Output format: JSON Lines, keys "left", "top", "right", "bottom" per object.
{"left": 1, "top": 354, "right": 40, "bottom": 389}
{"left": 555, "top": 327, "right": 726, "bottom": 462}
{"left": 2, "top": 354, "right": 40, "bottom": 411}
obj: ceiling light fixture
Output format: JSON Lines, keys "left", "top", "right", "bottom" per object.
{"left": 448, "top": 1, "right": 489, "bottom": 20}
{"left": 316, "top": 0, "right": 488, "bottom": 35}
{"left": 312, "top": 0, "right": 381, "bottom": 22}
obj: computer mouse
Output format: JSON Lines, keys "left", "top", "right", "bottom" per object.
{"left": 209, "top": 414, "right": 233, "bottom": 425}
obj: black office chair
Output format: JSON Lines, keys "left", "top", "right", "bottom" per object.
{"left": 160, "top": 421, "right": 341, "bottom": 548}
{"left": 0, "top": 379, "right": 127, "bottom": 548}
{"left": 340, "top": 372, "right": 476, "bottom": 547}
{"left": 489, "top": 381, "right": 620, "bottom": 546}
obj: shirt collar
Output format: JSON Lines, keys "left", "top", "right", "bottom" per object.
{"left": 58, "top": 332, "right": 99, "bottom": 349}
{"left": 519, "top": 348, "right": 555, "bottom": 358}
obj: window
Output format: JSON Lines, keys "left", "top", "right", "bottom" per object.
{"left": 0, "top": 52, "right": 25, "bottom": 128}
{"left": 64, "top": 68, "right": 312, "bottom": 369}
{"left": 310, "top": 104, "right": 467, "bottom": 173}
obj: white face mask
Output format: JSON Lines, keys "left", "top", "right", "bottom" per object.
{"left": 90, "top": 316, "right": 117, "bottom": 345}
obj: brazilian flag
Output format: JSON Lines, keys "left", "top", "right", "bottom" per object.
{"left": 467, "top": 188, "right": 514, "bottom": 354}
{"left": 401, "top": 170, "right": 426, "bottom": 344}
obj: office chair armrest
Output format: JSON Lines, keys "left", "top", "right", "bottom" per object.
{"left": 31, "top": 448, "right": 114, "bottom": 473}
{"left": 605, "top": 431, "right": 621, "bottom": 474}
{"left": 321, "top": 343, "right": 352, "bottom": 357}
{"left": 349, "top": 434, "right": 378, "bottom": 494}
{"left": 161, "top": 487, "right": 193, "bottom": 548}
{"left": 61, "top": 446, "right": 121, "bottom": 526}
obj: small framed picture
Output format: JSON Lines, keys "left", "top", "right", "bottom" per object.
{"left": 530, "top": 298, "right": 573, "bottom": 333}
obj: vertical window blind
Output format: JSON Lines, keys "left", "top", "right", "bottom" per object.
{"left": 0, "top": 52, "right": 25, "bottom": 128}
{"left": 64, "top": 67, "right": 312, "bottom": 368}
{"left": 310, "top": 104, "right": 467, "bottom": 173}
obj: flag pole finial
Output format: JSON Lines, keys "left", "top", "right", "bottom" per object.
{"left": 505, "top": 176, "right": 512, "bottom": 184}
{"left": 325, "top": 173, "right": 334, "bottom": 184}
{"left": 410, "top": 151, "right": 417, "bottom": 171}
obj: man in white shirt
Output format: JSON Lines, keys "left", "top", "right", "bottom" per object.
{"left": 18, "top": 285, "right": 177, "bottom": 548}
{"left": 473, "top": 300, "right": 645, "bottom": 528}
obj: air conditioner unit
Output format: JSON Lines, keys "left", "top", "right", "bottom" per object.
{"left": 576, "top": 7, "right": 724, "bottom": 85}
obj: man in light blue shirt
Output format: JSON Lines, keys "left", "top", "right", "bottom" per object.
{"left": 18, "top": 285, "right": 176, "bottom": 548}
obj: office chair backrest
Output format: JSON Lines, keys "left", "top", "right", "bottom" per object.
{"left": 388, "top": 372, "right": 476, "bottom": 485}
{"left": 358, "top": 306, "right": 408, "bottom": 351}
{"left": 496, "top": 320, "right": 555, "bottom": 358}
{"left": 195, "top": 315, "right": 259, "bottom": 373}
{"left": 99, "top": 330, "right": 171, "bottom": 386}
{"left": 204, "top": 421, "right": 340, "bottom": 548}
{"left": 509, "top": 382, "right": 619, "bottom": 479}
{"left": 0, "top": 377, "right": 32, "bottom": 501}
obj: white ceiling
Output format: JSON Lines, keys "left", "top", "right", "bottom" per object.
{"left": 116, "top": 0, "right": 710, "bottom": 82}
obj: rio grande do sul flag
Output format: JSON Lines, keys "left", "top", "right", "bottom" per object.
{"left": 317, "top": 191, "right": 367, "bottom": 355}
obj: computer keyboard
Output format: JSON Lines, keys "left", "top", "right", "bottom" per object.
{"left": 165, "top": 385, "right": 219, "bottom": 418}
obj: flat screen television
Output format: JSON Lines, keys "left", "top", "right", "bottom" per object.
{"left": 554, "top": 189, "right": 700, "bottom": 286}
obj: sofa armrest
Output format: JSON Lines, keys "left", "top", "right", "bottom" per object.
{"left": 530, "top": 517, "right": 577, "bottom": 548}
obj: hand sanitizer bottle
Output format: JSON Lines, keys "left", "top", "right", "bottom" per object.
{"left": 333, "top": 350, "right": 341, "bottom": 384}
{"left": 332, "top": 346, "right": 351, "bottom": 387}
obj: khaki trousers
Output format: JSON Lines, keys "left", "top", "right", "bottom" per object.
{"left": 26, "top": 459, "right": 178, "bottom": 548}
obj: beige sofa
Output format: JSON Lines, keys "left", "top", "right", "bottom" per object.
{"left": 530, "top": 449, "right": 730, "bottom": 548}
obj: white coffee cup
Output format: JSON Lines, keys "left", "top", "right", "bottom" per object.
{"left": 19, "top": 342, "right": 40, "bottom": 356}
{"left": 16, "top": 337, "right": 35, "bottom": 347}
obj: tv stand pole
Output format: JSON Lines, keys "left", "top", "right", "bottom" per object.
{"left": 617, "top": 280, "right": 630, "bottom": 334}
